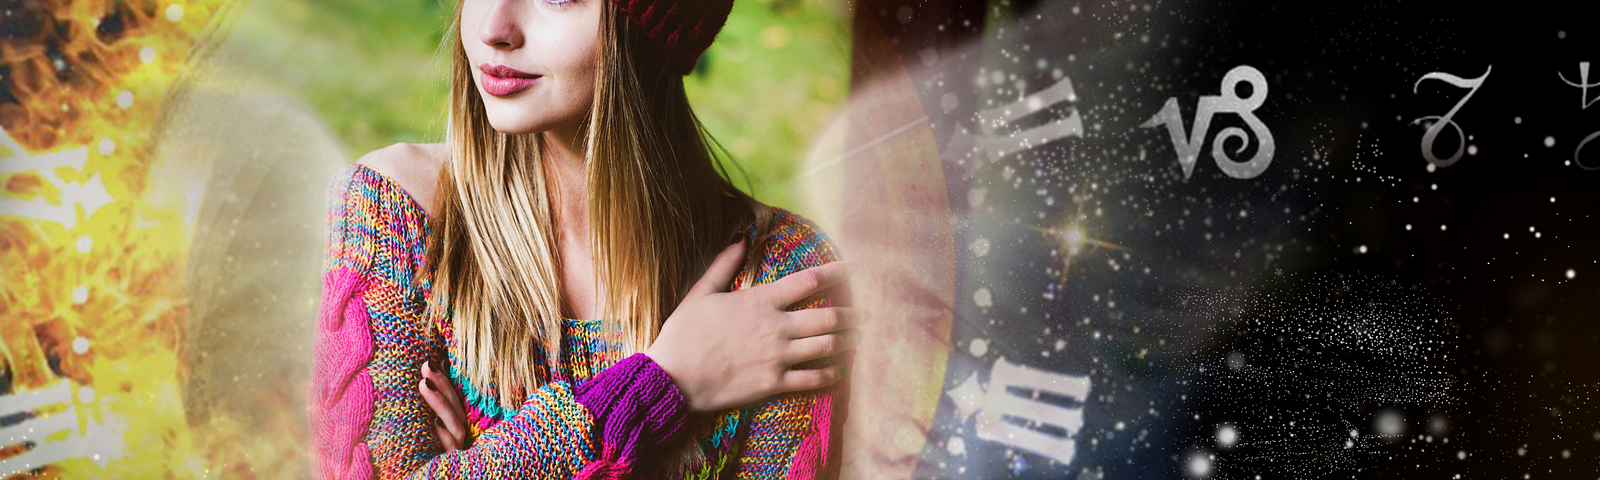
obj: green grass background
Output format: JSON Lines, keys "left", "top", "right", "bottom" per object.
{"left": 228, "top": 0, "right": 851, "bottom": 212}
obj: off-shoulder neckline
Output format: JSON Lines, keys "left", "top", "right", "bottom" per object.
{"left": 349, "top": 162, "right": 431, "bottom": 221}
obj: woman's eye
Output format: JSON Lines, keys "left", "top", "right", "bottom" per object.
{"left": 543, "top": 0, "right": 574, "bottom": 9}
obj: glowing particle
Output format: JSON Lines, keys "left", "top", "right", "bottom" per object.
{"left": 117, "top": 91, "right": 134, "bottom": 108}
{"left": 973, "top": 287, "right": 993, "bottom": 308}
{"left": 140, "top": 47, "right": 156, "bottom": 63}
{"left": 1567, "top": 269, "right": 1576, "bottom": 279}
{"left": 166, "top": 4, "right": 184, "bottom": 22}
{"left": 1440, "top": 224, "right": 1448, "bottom": 231}
{"left": 1376, "top": 409, "right": 1405, "bottom": 437}
{"left": 1545, "top": 136, "right": 1556, "bottom": 148}
{"left": 1185, "top": 451, "right": 1212, "bottom": 478}
{"left": 1217, "top": 424, "right": 1239, "bottom": 448}
{"left": 72, "top": 285, "right": 89, "bottom": 304}
{"left": 72, "top": 336, "right": 89, "bottom": 354}
{"left": 76, "top": 235, "right": 92, "bottom": 253}
{"left": 98, "top": 139, "right": 116, "bottom": 155}
{"left": 1550, "top": 197, "right": 1557, "bottom": 203}
{"left": 947, "top": 436, "right": 966, "bottom": 456}
{"left": 969, "top": 338, "right": 989, "bottom": 357}
{"left": 970, "top": 237, "right": 990, "bottom": 257}
{"left": 1406, "top": 224, "right": 1413, "bottom": 231}
{"left": 1063, "top": 226, "right": 1087, "bottom": 255}
{"left": 79, "top": 387, "right": 96, "bottom": 404}
{"left": 1357, "top": 245, "right": 1368, "bottom": 254}
{"left": 1467, "top": 145, "right": 1477, "bottom": 156}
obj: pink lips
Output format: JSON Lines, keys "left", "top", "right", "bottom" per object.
{"left": 479, "top": 63, "right": 541, "bottom": 96}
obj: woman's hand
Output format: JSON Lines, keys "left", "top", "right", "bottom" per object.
{"left": 419, "top": 360, "right": 469, "bottom": 451}
{"left": 646, "top": 239, "right": 867, "bottom": 412}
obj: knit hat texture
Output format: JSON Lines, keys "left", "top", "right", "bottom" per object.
{"left": 609, "top": 0, "right": 735, "bottom": 75}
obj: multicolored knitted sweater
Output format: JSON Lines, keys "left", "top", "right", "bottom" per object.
{"left": 309, "top": 163, "right": 848, "bottom": 479}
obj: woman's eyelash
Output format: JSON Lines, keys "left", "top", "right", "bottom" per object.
{"left": 543, "top": 0, "right": 575, "bottom": 9}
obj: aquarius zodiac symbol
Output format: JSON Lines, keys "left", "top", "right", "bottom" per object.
{"left": 1412, "top": 66, "right": 1491, "bottom": 168}
{"left": 1140, "top": 65, "right": 1275, "bottom": 180}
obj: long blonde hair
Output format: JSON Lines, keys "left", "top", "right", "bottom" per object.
{"left": 426, "top": 0, "right": 767, "bottom": 411}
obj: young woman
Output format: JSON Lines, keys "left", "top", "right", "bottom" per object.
{"left": 308, "top": 0, "right": 863, "bottom": 478}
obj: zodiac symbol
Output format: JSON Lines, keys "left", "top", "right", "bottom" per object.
{"left": 1558, "top": 61, "right": 1600, "bottom": 110}
{"left": 1560, "top": 62, "right": 1600, "bottom": 171}
{"left": 1140, "top": 65, "right": 1275, "bottom": 180}
{"left": 1412, "top": 66, "right": 1491, "bottom": 168}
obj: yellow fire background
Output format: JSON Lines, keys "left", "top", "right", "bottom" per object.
{"left": 0, "top": 0, "right": 280, "bottom": 477}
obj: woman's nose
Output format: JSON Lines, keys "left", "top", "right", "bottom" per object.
{"left": 477, "top": 0, "right": 524, "bottom": 49}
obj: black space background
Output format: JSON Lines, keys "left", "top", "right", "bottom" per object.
{"left": 858, "top": 0, "right": 1600, "bottom": 478}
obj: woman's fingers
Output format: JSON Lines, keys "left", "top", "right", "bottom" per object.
{"left": 782, "top": 328, "right": 863, "bottom": 365}
{"left": 762, "top": 260, "right": 854, "bottom": 307}
{"left": 783, "top": 306, "right": 867, "bottom": 339}
{"left": 688, "top": 239, "right": 748, "bottom": 296}
{"left": 424, "top": 362, "right": 468, "bottom": 425}
{"left": 419, "top": 362, "right": 466, "bottom": 449}
{"left": 777, "top": 364, "right": 848, "bottom": 393}
{"left": 434, "top": 421, "right": 461, "bottom": 451}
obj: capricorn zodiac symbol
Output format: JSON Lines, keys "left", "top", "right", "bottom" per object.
{"left": 1141, "top": 65, "right": 1276, "bottom": 180}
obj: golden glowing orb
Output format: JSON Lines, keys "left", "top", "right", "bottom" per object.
{"left": 1062, "top": 225, "right": 1087, "bottom": 256}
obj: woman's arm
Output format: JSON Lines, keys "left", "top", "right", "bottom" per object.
{"left": 311, "top": 163, "right": 431, "bottom": 480}
{"left": 731, "top": 211, "right": 853, "bottom": 480}
{"left": 404, "top": 353, "right": 691, "bottom": 479}
{"left": 308, "top": 164, "right": 662, "bottom": 479}
{"left": 315, "top": 164, "right": 703, "bottom": 479}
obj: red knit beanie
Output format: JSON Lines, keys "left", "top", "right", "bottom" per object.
{"left": 609, "top": 0, "right": 735, "bottom": 76}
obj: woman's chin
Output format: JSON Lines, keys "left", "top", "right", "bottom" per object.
{"left": 482, "top": 114, "right": 549, "bottom": 136}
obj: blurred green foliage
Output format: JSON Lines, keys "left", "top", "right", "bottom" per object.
{"left": 229, "top": 0, "right": 850, "bottom": 211}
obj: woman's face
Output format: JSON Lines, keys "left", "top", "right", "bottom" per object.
{"left": 461, "top": 0, "right": 602, "bottom": 135}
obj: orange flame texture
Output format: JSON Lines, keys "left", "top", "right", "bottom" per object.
{"left": 1, "top": 0, "right": 305, "bottom": 478}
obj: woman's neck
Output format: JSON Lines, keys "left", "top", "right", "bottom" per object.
{"left": 543, "top": 123, "right": 589, "bottom": 239}
{"left": 543, "top": 124, "right": 601, "bottom": 320}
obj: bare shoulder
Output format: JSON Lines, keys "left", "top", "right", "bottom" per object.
{"left": 356, "top": 142, "right": 448, "bottom": 218}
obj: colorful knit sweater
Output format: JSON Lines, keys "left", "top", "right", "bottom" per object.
{"left": 309, "top": 163, "right": 849, "bottom": 480}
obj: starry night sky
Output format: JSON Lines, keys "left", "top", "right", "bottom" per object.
{"left": 853, "top": 0, "right": 1600, "bottom": 477}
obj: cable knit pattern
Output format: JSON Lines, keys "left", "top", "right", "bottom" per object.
{"left": 608, "top": 0, "right": 734, "bottom": 75}
{"left": 313, "top": 162, "right": 849, "bottom": 479}
{"left": 572, "top": 353, "right": 690, "bottom": 478}
{"left": 310, "top": 267, "right": 376, "bottom": 480}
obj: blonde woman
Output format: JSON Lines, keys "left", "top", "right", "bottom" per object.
{"left": 308, "top": 0, "right": 863, "bottom": 478}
